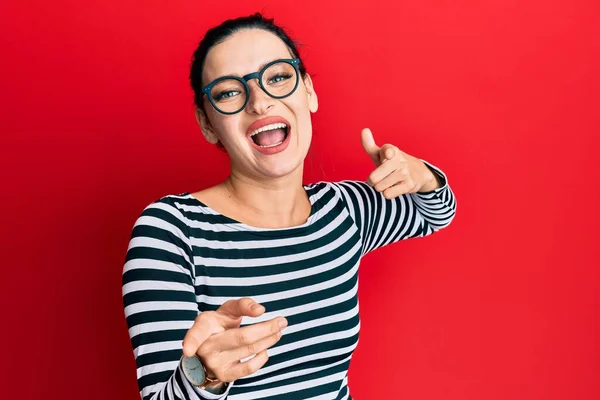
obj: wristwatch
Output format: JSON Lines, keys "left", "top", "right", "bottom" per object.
{"left": 181, "top": 355, "right": 223, "bottom": 391}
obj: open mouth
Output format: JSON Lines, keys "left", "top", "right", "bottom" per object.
{"left": 249, "top": 122, "right": 290, "bottom": 148}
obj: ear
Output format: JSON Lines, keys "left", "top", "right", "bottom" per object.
{"left": 194, "top": 108, "right": 219, "bottom": 144}
{"left": 303, "top": 74, "right": 318, "bottom": 113}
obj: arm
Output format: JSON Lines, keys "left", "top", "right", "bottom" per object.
{"left": 122, "top": 199, "right": 232, "bottom": 400}
{"left": 331, "top": 160, "right": 456, "bottom": 256}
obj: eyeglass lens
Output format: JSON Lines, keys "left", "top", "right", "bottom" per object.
{"left": 209, "top": 61, "right": 298, "bottom": 113}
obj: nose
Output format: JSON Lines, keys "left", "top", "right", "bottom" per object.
{"left": 245, "top": 79, "right": 274, "bottom": 115}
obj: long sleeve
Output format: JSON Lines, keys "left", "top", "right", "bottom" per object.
{"left": 330, "top": 160, "right": 457, "bottom": 257}
{"left": 122, "top": 199, "right": 232, "bottom": 400}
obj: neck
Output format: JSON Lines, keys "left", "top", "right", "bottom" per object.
{"left": 222, "top": 166, "right": 310, "bottom": 228}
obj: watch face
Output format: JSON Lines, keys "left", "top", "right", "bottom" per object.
{"left": 182, "top": 355, "right": 205, "bottom": 386}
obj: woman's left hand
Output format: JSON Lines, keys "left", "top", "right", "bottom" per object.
{"left": 360, "top": 128, "right": 441, "bottom": 199}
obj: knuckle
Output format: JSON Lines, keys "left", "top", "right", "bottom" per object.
{"left": 271, "top": 321, "right": 280, "bottom": 335}
{"left": 251, "top": 353, "right": 269, "bottom": 373}
{"left": 243, "top": 361, "right": 258, "bottom": 376}
{"left": 195, "top": 312, "right": 207, "bottom": 323}
{"left": 235, "top": 329, "right": 250, "bottom": 345}
{"left": 219, "top": 299, "right": 234, "bottom": 309}
{"left": 246, "top": 342, "right": 257, "bottom": 355}
{"left": 202, "top": 356, "right": 219, "bottom": 373}
{"left": 239, "top": 297, "right": 253, "bottom": 308}
{"left": 199, "top": 334, "right": 220, "bottom": 355}
{"left": 218, "top": 299, "right": 237, "bottom": 314}
{"left": 197, "top": 341, "right": 211, "bottom": 356}
{"left": 196, "top": 311, "right": 215, "bottom": 324}
{"left": 271, "top": 334, "right": 281, "bottom": 346}
{"left": 183, "top": 330, "right": 197, "bottom": 346}
{"left": 213, "top": 370, "right": 227, "bottom": 382}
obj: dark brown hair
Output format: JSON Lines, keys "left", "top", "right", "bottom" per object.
{"left": 189, "top": 12, "right": 307, "bottom": 111}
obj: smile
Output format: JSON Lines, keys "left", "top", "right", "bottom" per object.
{"left": 249, "top": 122, "right": 289, "bottom": 147}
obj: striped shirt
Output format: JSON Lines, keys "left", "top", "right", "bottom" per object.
{"left": 122, "top": 161, "right": 457, "bottom": 400}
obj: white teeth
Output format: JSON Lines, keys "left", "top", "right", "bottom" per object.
{"left": 259, "top": 141, "right": 284, "bottom": 148}
{"left": 250, "top": 122, "right": 288, "bottom": 137}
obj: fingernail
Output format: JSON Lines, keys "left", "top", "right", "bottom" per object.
{"left": 252, "top": 303, "right": 262, "bottom": 311}
{"left": 278, "top": 318, "right": 288, "bottom": 329}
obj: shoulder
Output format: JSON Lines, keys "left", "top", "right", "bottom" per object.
{"left": 305, "top": 180, "right": 373, "bottom": 205}
{"left": 132, "top": 192, "right": 199, "bottom": 234}
{"left": 124, "top": 194, "right": 197, "bottom": 280}
{"left": 305, "top": 179, "right": 368, "bottom": 190}
{"left": 308, "top": 179, "right": 372, "bottom": 195}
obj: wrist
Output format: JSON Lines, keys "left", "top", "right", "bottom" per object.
{"left": 180, "top": 355, "right": 227, "bottom": 394}
{"left": 419, "top": 166, "right": 441, "bottom": 192}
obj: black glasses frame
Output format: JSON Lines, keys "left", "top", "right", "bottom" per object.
{"left": 201, "top": 58, "right": 301, "bottom": 115}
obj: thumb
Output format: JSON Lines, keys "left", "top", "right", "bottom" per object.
{"left": 360, "top": 128, "right": 380, "bottom": 159}
{"left": 217, "top": 297, "right": 265, "bottom": 320}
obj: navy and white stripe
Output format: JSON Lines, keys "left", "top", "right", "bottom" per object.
{"left": 122, "top": 160, "right": 456, "bottom": 399}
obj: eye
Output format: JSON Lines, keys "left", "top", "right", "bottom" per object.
{"left": 214, "top": 90, "right": 242, "bottom": 101}
{"left": 267, "top": 73, "right": 293, "bottom": 85}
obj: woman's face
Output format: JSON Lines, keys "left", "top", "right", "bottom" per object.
{"left": 196, "top": 28, "right": 318, "bottom": 180}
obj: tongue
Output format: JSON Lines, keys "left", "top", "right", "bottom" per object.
{"left": 254, "top": 128, "right": 286, "bottom": 147}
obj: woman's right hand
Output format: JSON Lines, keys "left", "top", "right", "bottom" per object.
{"left": 182, "top": 297, "right": 287, "bottom": 383}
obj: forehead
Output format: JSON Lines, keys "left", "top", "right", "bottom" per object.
{"left": 202, "top": 29, "right": 293, "bottom": 84}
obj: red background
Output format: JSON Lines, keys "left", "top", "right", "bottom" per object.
{"left": 1, "top": 0, "right": 599, "bottom": 399}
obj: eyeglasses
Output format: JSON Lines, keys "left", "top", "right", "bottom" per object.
{"left": 201, "top": 58, "right": 301, "bottom": 115}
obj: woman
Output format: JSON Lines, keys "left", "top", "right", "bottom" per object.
{"left": 122, "top": 12, "right": 457, "bottom": 400}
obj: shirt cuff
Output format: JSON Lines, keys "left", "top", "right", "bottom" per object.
{"left": 191, "top": 382, "right": 233, "bottom": 400}
{"left": 418, "top": 159, "right": 449, "bottom": 194}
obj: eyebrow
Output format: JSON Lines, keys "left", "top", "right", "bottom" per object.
{"left": 203, "top": 54, "right": 294, "bottom": 87}
{"left": 220, "top": 58, "right": 284, "bottom": 79}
